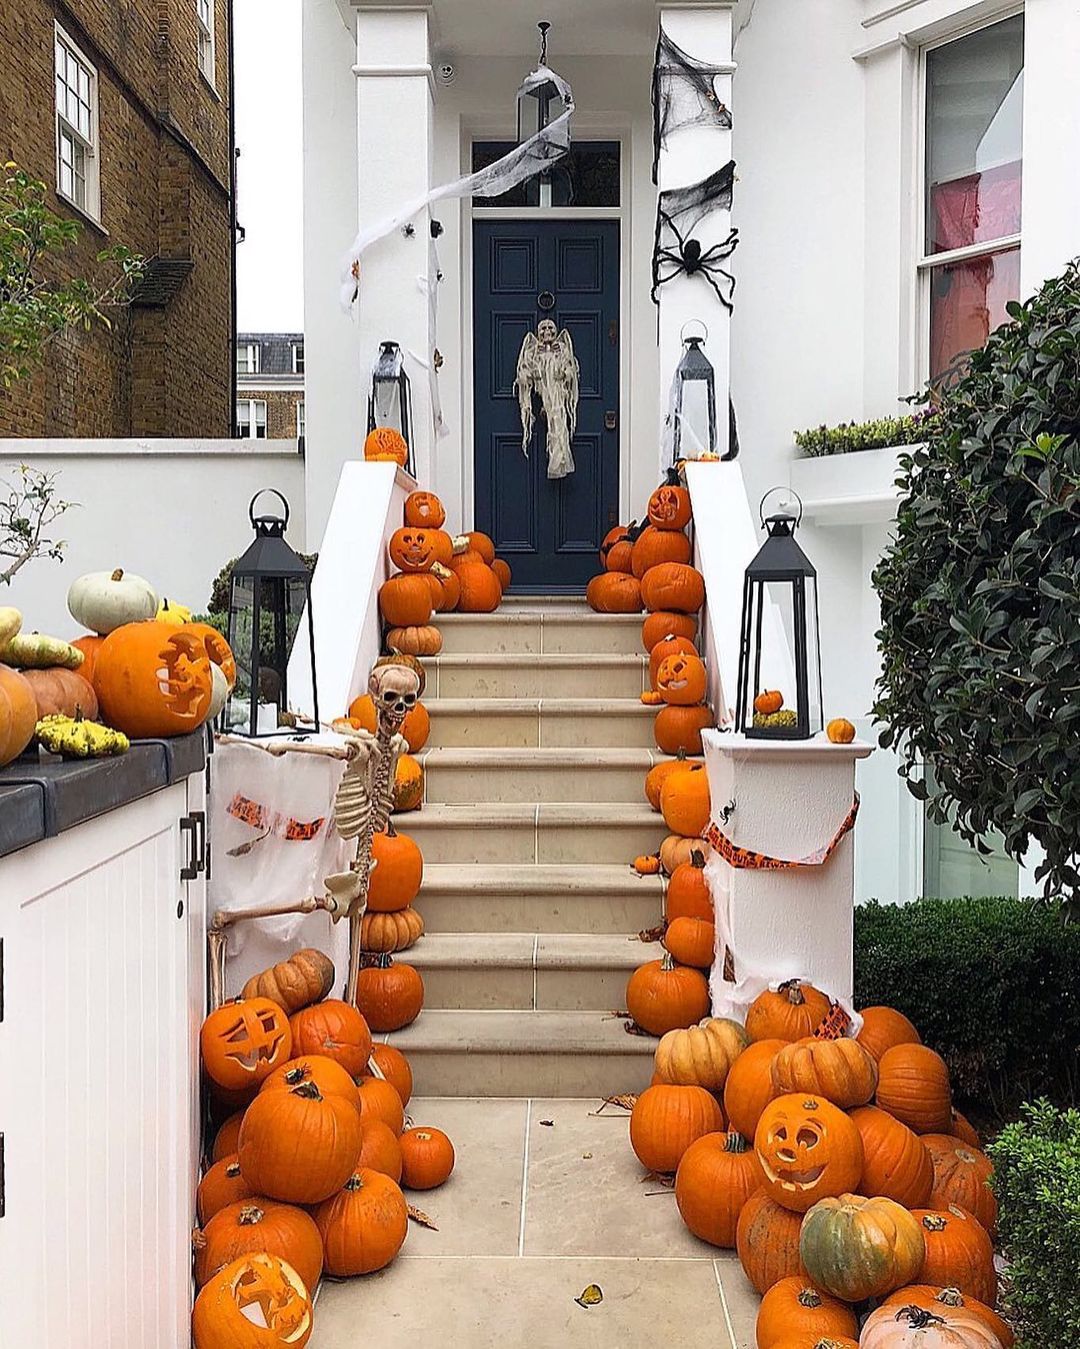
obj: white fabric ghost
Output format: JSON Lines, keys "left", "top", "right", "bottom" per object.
{"left": 514, "top": 319, "right": 580, "bottom": 479}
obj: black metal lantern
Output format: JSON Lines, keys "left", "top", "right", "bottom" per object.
{"left": 735, "top": 489, "right": 823, "bottom": 740}
{"left": 226, "top": 489, "right": 318, "bottom": 737}
{"left": 367, "top": 340, "right": 414, "bottom": 475}
{"left": 516, "top": 23, "right": 565, "bottom": 151}
{"left": 669, "top": 321, "right": 718, "bottom": 463}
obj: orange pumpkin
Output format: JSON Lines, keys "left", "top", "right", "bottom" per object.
{"left": 912, "top": 1205, "right": 997, "bottom": 1306}
{"left": 464, "top": 530, "right": 495, "bottom": 564}
{"left": 197, "top": 1156, "right": 256, "bottom": 1225}
{"left": 654, "top": 703, "right": 712, "bottom": 754}
{"left": 640, "top": 562, "right": 705, "bottom": 614}
{"left": 642, "top": 610, "right": 696, "bottom": 650}
{"left": 951, "top": 1108, "right": 982, "bottom": 1149}
{"left": 0, "top": 664, "right": 40, "bottom": 765}
{"left": 364, "top": 427, "right": 409, "bottom": 465}
{"left": 755, "top": 1093, "right": 864, "bottom": 1213}
{"left": 880, "top": 1286, "right": 1013, "bottom": 1349}
{"left": 259, "top": 1055, "right": 360, "bottom": 1111}
{"left": 93, "top": 621, "right": 214, "bottom": 738}
{"left": 492, "top": 558, "right": 512, "bottom": 590}
{"left": 212, "top": 1111, "right": 246, "bottom": 1163}
{"left": 70, "top": 634, "right": 105, "bottom": 684}
{"left": 666, "top": 850, "right": 713, "bottom": 922}
{"left": 356, "top": 1074, "right": 406, "bottom": 1136}
{"left": 313, "top": 1168, "right": 409, "bottom": 1276}
{"left": 660, "top": 759, "right": 710, "bottom": 835}
{"left": 736, "top": 1189, "right": 808, "bottom": 1294}
{"left": 770, "top": 1037, "right": 879, "bottom": 1110}
{"left": 604, "top": 533, "right": 635, "bottom": 574}
{"left": 367, "top": 1043, "right": 413, "bottom": 1107}
{"left": 826, "top": 717, "right": 856, "bottom": 744}
{"left": 287, "top": 1000, "right": 373, "bottom": 1077}
{"left": 663, "top": 916, "right": 714, "bottom": 968}
{"left": 600, "top": 523, "right": 631, "bottom": 569}
{"left": 388, "top": 527, "right": 439, "bottom": 573}
{"left": 399, "top": 1126, "right": 455, "bottom": 1189}
{"left": 21, "top": 667, "right": 99, "bottom": 721}
{"left": 922, "top": 1134, "right": 998, "bottom": 1232}
{"left": 755, "top": 1275, "right": 859, "bottom": 1349}
{"left": 355, "top": 1119, "right": 403, "bottom": 1182}
{"left": 403, "top": 490, "right": 445, "bottom": 529}
{"left": 354, "top": 954, "right": 424, "bottom": 1033}
{"left": 633, "top": 853, "right": 662, "bottom": 875}
{"left": 184, "top": 623, "right": 237, "bottom": 689}
{"left": 876, "top": 1043, "right": 952, "bottom": 1134}
{"left": 378, "top": 574, "right": 433, "bottom": 627}
{"left": 629, "top": 1082, "right": 724, "bottom": 1173}
{"left": 386, "top": 624, "right": 442, "bottom": 656}
{"left": 586, "top": 571, "right": 644, "bottom": 613}
{"left": 857, "top": 1005, "right": 922, "bottom": 1061}
{"left": 195, "top": 1199, "right": 323, "bottom": 1293}
{"left": 447, "top": 546, "right": 485, "bottom": 572}
{"left": 348, "top": 694, "right": 430, "bottom": 753}
{"left": 644, "top": 751, "right": 701, "bottom": 810}
{"left": 649, "top": 634, "right": 697, "bottom": 689}
{"left": 675, "top": 1131, "right": 763, "bottom": 1248}
{"left": 456, "top": 562, "right": 502, "bottom": 613}
{"left": 800, "top": 1195, "right": 926, "bottom": 1303}
{"left": 631, "top": 525, "right": 692, "bottom": 578}
{"left": 238, "top": 1081, "right": 362, "bottom": 1205}
{"left": 368, "top": 824, "right": 423, "bottom": 911}
{"left": 432, "top": 564, "right": 460, "bottom": 611}
{"left": 192, "top": 1252, "right": 314, "bottom": 1349}
{"left": 358, "top": 906, "right": 425, "bottom": 954}
{"left": 200, "top": 998, "right": 293, "bottom": 1092}
{"left": 849, "top": 1105, "right": 934, "bottom": 1208}
{"left": 648, "top": 482, "right": 692, "bottom": 531}
{"left": 754, "top": 689, "right": 784, "bottom": 715}
{"left": 625, "top": 952, "right": 710, "bottom": 1036}
{"left": 746, "top": 980, "right": 831, "bottom": 1043}
{"left": 392, "top": 754, "right": 424, "bottom": 813}
{"left": 723, "top": 1037, "right": 786, "bottom": 1141}
{"left": 655, "top": 651, "right": 708, "bottom": 708}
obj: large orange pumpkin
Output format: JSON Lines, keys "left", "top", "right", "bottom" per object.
{"left": 642, "top": 610, "right": 696, "bottom": 650}
{"left": 857, "top": 1005, "right": 922, "bottom": 1061}
{"left": 0, "top": 664, "right": 39, "bottom": 765}
{"left": 723, "top": 1037, "right": 786, "bottom": 1141}
{"left": 240, "top": 949, "right": 335, "bottom": 1015}
{"left": 386, "top": 624, "right": 442, "bottom": 657}
{"left": 755, "top": 1275, "right": 859, "bottom": 1349}
{"left": 654, "top": 703, "right": 712, "bottom": 754}
{"left": 586, "top": 571, "right": 644, "bottom": 613}
{"left": 456, "top": 562, "right": 502, "bottom": 613}
{"left": 666, "top": 850, "right": 712, "bottom": 922}
{"left": 93, "top": 621, "right": 214, "bottom": 738}
{"left": 736, "top": 1189, "right": 808, "bottom": 1294}
{"left": 648, "top": 634, "right": 697, "bottom": 689}
{"left": 313, "top": 1168, "right": 409, "bottom": 1276}
{"left": 849, "top": 1105, "right": 934, "bottom": 1208}
{"left": 660, "top": 759, "right": 710, "bottom": 834}
{"left": 364, "top": 427, "right": 408, "bottom": 465}
{"left": 631, "top": 525, "right": 692, "bottom": 578}
{"left": 288, "top": 1000, "right": 373, "bottom": 1078}
{"left": 259, "top": 1055, "right": 360, "bottom": 1111}
{"left": 755, "top": 1093, "right": 864, "bottom": 1213}
{"left": 912, "top": 1205, "right": 997, "bottom": 1306}
{"left": 192, "top": 1252, "right": 313, "bottom": 1349}
{"left": 625, "top": 952, "right": 710, "bottom": 1036}
{"left": 200, "top": 998, "right": 293, "bottom": 1092}
{"left": 647, "top": 482, "right": 692, "bottom": 531}
{"left": 640, "top": 562, "right": 705, "bottom": 613}
{"left": 922, "top": 1135, "right": 998, "bottom": 1233}
{"left": 675, "top": 1131, "right": 762, "bottom": 1248}
{"left": 644, "top": 751, "right": 701, "bottom": 810}
{"left": 770, "top": 1036, "right": 879, "bottom": 1110}
{"left": 378, "top": 574, "right": 433, "bottom": 627}
{"left": 655, "top": 651, "right": 708, "bottom": 708}
{"left": 238, "top": 1081, "right": 362, "bottom": 1205}
{"left": 663, "top": 915, "right": 714, "bottom": 969}
{"left": 403, "top": 490, "right": 445, "bottom": 528}
{"left": 195, "top": 1199, "right": 323, "bottom": 1293}
{"left": 876, "top": 1043, "right": 953, "bottom": 1134}
{"left": 354, "top": 954, "right": 424, "bottom": 1033}
{"left": 628, "top": 1082, "right": 724, "bottom": 1173}
{"left": 746, "top": 980, "right": 831, "bottom": 1043}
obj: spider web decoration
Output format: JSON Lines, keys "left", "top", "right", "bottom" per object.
{"left": 652, "top": 160, "right": 739, "bottom": 310}
{"left": 652, "top": 28, "right": 733, "bottom": 184}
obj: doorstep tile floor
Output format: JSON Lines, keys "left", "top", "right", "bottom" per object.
{"left": 312, "top": 1098, "right": 759, "bottom": 1349}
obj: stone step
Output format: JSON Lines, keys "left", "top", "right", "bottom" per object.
{"left": 401, "top": 804, "right": 665, "bottom": 865}
{"left": 423, "top": 697, "right": 658, "bottom": 749}
{"left": 500, "top": 594, "right": 590, "bottom": 611}
{"left": 381, "top": 1009, "right": 657, "bottom": 1096}
{"left": 418, "top": 747, "right": 655, "bottom": 805}
{"left": 415, "top": 864, "right": 664, "bottom": 934}
{"left": 406, "top": 933, "right": 662, "bottom": 1011}
{"left": 437, "top": 610, "right": 642, "bottom": 656}
{"left": 426, "top": 653, "right": 649, "bottom": 700}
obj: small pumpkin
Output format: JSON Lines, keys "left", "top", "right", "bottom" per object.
{"left": 675, "top": 1131, "right": 764, "bottom": 1248}
{"left": 922, "top": 1136, "right": 997, "bottom": 1233}
{"left": 456, "top": 562, "right": 502, "bottom": 613}
{"left": 197, "top": 1156, "right": 256, "bottom": 1225}
{"left": 392, "top": 753, "right": 424, "bottom": 812}
{"left": 354, "top": 954, "right": 424, "bottom": 1033}
{"left": 400, "top": 1126, "right": 455, "bottom": 1189}
{"left": 356, "top": 1074, "right": 406, "bottom": 1135}
{"left": 356, "top": 1119, "right": 403, "bottom": 1182}
{"left": 755, "top": 1094, "right": 864, "bottom": 1213}
{"left": 492, "top": 558, "right": 512, "bottom": 590}
{"left": 287, "top": 1000, "right": 373, "bottom": 1077}
{"left": 200, "top": 998, "right": 293, "bottom": 1091}
{"left": 755, "top": 1275, "right": 859, "bottom": 1349}
{"left": 600, "top": 522, "right": 632, "bottom": 570}
{"left": 625, "top": 951, "right": 710, "bottom": 1037}
{"left": 21, "top": 667, "right": 98, "bottom": 721}
{"left": 632, "top": 853, "right": 662, "bottom": 875}
{"left": 628, "top": 1082, "right": 724, "bottom": 1173}
{"left": 648, "top": 482, "right": 692, "bottom": 531}
{"left": 464, "top": 531, "right": 496, "bottom": 564}
{"left": 237, "top": 1081, "right": 362, "bottom": 1205}
{"left": 723, "top": 1037, "right": 786, "bottom": 1141}
{"left": 666, "top": 849, "right": 712, "bottom": 921}
{"left": 364, "top": 426, "right": 409, "bottom": 465}
{"left": 849, "top": 1105, "right": 934, "bottom": 1208}
{"left": 67, "top": 567, "right": 158, "bottom": 635}
{"left": 403, "top": 490, "right": 446, "bottom": 529}
{"left": 862, "top": 1301, "right": 1005, "bottom": 1349}
{"left": 156, "top": 597, "right": 193, "bottom": 625}
{"left": 876, "top": 1043, "right": 953, "bottom": 1134}
{"left": 736, "top": 1189, "right": 808, "bottom": 1294}
{"left": 631, "top": 525, "right": 692, "bottom": 578}
{"left": 746, "top": 980, "right": 831, "bottom": 1043}
{"left": 369, "top": 823, "right": 424, "bottom": 911}
{"left": 644, "top": 751, "right": 700, "bottom": 810}
{"left": 367, "top": 1043, "right": 413, "bottom": 1107}
{"left": 660, "top": 759, "right": 710, "bottom": 834}
{"left": 386, "top": 624, "right": 443, "bottom": 656}
{"left": 379, "top": 574, "right": 433, "bottom": 627}
{"left": 880, "top": 1287, "right": 1013, "bottom": 1348}
{"left": 654, "top": 703, "right": 712, "bottom": 754}
{"left": 194, "top": 1199, "right": 323, "bottom": 1292}
{"left": 800, "top": 1194, "right": 926, "bottom": 1301}
{"left": 661, "top": 834, "right": 709, "bottom": 877}
{"left": 755, "top": 690, "right": 784, "bottom": 715}
{"left": 653, "top": 1016, "right": 748, "bottom": 1090}
{"left": 93, "top": 621, "right": 215, "bottom": 737}
{"left": 241, "top": 949, "right": 335, "bottom": 1014}
{"left": 359, "top": 906, "right": 425, "bottom": 953}
{"left": 0, "top": 664, "right": 39, "bottom": 766}
{"left": 826, "top": 717, "right": 856, "bottom": 744}
{"left": 913, "top": 1206, "right": 997, "bottom": 1305}
{"left": 640, "top": 562, "right": 705, "bottom": 614}
{"left": 770, "top": 1036, "right": 879, "bottom": 1109}
{"left": 191, "top": 1251, "right": 313, "bottom": 1349}
{"left": 663, "top": 916, "right": 714, "bottom": 969}
{"left": 586, "top": 571, "right": 644, "bottom": 613}
{"left": 388, "top": 526, "right": 438, "bottom": 573}
{"left": 604, "top": 533, "right": 634, "bottom": 574}
{"left": 640, "top": 690, "right": 664, "bottom": 706}
{"left": 259, "top": 1055, "right": 360, "bottom": 1111}
{"left": 312, "top": 1168, "right": 409, "bottom": 1276}
{"left": 642, "top": 610, "right": 697, "bottom": 650}
{"left": 857, "top": 1006, "right": 922, "bottom": 1062}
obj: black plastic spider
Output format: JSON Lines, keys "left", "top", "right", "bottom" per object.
{"left": 651, "top": 209, "right": 739, "bottom": 310}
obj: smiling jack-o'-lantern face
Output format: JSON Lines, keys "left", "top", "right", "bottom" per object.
{"left": 192, "top": 1251, "right": 313, "bottom": 1348}
{"left": 754, "top": 1094, "right": 864, "bottom": 1213}
{"left": 200, "top": 997, "right": 293, "bottom": 1092}
{"left": 648, "top": 485, "right": 692, "bottom": 531}
{"left": 656, "top": 651, "right": 708, "bottom": 706}
{"left": 388, "top": 527, "right": 437, "bottom": 574}
{"left": 403, "top": 490, "right": 446, "bottom": 529}
{"left": 91, "top": 620, "right": 216, "bottom": 739}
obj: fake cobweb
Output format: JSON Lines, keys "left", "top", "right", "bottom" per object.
{"left": 652, "top": 29, "right": 733, "bottom": 183}
{"left": 652, "top": 161, "right": 739, "bottom": 310}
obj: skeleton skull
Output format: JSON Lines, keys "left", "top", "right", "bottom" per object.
{"left": 368, "top": 663, "right": 420, "bottom": 724}
{"left": 537, "top": 318, "right": 558, "bottom": 348}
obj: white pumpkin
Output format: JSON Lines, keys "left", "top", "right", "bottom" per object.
{"left": 861, "top": 1303, "right": 1004, "bottom": 1348}
{"left": 67, "top": 569, "right": 158, "bottom": 635}
{"left": 206, "top": 662, "right": 229, "bottom": 721}
{"left": 0, "top": 607, "right": 21, "bottom": 647}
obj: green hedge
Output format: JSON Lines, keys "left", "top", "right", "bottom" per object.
{"left": 989, "top": 1101, "right": 1080, "bottom": 1348}
{"left": 793, "top": 412, "right": 935, "bottom": 457}
{"left": 854, "top": 897, "right": 1080, "bottom": 1111}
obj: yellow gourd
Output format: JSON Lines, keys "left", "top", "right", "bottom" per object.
{"left": 36, "top": 713, "right": 130, "bottom": 758}
{"left": 156, "top": 598, "right": 193, "bottom": 625}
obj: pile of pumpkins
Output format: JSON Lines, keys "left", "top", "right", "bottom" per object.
{"left": 377, "top": 489, "right": 512, "bottom": 657}
{"left": 0, "top": 571, "right": 235, "bottom": 767}
{"left": 194, "top": 945, "right": 448, "bottom": 1348}
{"left": 624, "top": 982, "right": 1010, "bottom": 1349}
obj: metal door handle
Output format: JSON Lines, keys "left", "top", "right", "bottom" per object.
{"left": 605, "top": 411, "right": 617, "bottom": 431}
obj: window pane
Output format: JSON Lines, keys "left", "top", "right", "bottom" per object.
{"left": 929, "top": 245, "right": 1020, "bottom": 384}
{"left": 926, "top": 16, "right": 1023, "bottom": 253}
{"left": 471, "top": 140, "right": 621, "bottom": 209}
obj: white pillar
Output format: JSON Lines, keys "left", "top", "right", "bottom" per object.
{"left": 1021, "top": 2, "right": 1080, "bottom": 295}
{"left": 701, "top": 731, "right": 873, "bottom": 1021}
{"left": 353, "top": 8, "right": 436, "bottom": 482}
{"left": 656, "top": 4, "right": 735, "bottom": 464}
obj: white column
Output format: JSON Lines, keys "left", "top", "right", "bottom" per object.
{"left": 1021, "top": 1, "right": 1080, "bottom": 295}
{"left": 701, "top": 731, "right": 873, "bottom": 1020}
{"left": 354, "top": 8, "right": 436, "bottom": 481}
{"left": 656, "top": 4, "right": 735, "bottom": 464}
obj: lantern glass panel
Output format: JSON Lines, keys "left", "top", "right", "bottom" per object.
{"left": 227, "top": 573, "right": 256, "bottom": 731}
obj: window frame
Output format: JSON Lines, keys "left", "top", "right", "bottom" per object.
{"left": 292, "top": 343, "right": 305, "bottom": 375}
{"left": 915, "top": 8, "right": 1025, "bottom": 385}
{"left": 236, "top": 342, "right": 260, "bottom": 376}
{"left": 195, "top": 0, "right": 216, "bottom": 87}
{"left": 54, "top": 25, "right": 100, "bottom": 223}
{"left": 236, "top": 398, "right": 267, "bottom": 439}
{"left": 296, "top": 399, "right": 305, "bottom": 440}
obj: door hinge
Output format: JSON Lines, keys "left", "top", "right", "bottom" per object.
{"left": 180, "top": 811, "right": 207, "bottom": 882}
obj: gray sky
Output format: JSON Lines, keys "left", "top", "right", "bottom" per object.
{"left": 235, "top": 0, "right": 303, "bottom": 332}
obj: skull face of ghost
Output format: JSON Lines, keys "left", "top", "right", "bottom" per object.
{"left": 537, "top": 319, "right": 558, "bottom": 348}
{"left": 369, "top": 663, "right": 420, "bottom": 726}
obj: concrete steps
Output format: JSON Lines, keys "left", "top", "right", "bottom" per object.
{"left": 404, "top": 803, "right": 663, "bottom": 866}
{"left": 423, "top": 697, "right": 657, "bottom": 749}
{"left": 438, "top": 610, "right": 642, "bottom": 656}
{"left": 418, "top": 747, "right": 656, "bottom": 804}
{"left": 425, "top": 652, "right": 649, "bottom": 699}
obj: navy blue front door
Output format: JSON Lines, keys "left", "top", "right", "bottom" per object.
{"left": 473, "top": 219, "right": 620, "bottom": 592}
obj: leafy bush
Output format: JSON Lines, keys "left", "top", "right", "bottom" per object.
{"left": 874, "top": 261, "right": 1080, "bottom": 904}
{"left": 854, "top": 897, "right": 1080, "bottom": 1112}
{"left": 793, "top": 411, "right": 934, "bottom": 457}
{"left": 989, "top": 1100, "right": 1080, "bottom": 1348}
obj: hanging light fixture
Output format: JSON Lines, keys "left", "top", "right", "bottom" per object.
{"left": 367, "top": 340, "right": 414, "bottom": 474}
{"left": 735, "top": 489, "right": 823, "bottom": 740}
{"left": 226, "top": 489, "right": 319, "bottom": 737}
{"left": 667, "top": 320, "right": 718, "bottom": 464}
{"left": 516, "top": 21, "right": 566, "bottom": 157}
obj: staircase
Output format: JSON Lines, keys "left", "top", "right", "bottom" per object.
{"left": 386, "top": 595, "right": 666, "bottom": 1096}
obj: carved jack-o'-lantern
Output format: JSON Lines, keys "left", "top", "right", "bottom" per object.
{"left": 403, "top": 491, "right": 446, "bottom": 529}
{"left": 754, "top": 1093, "right": 864, "bottom": 1214}
{"left": 200, "top": 997, "right": 294, "bottom": 1092}
{"left": 92, "top": 620, "right": 215, "bottom": 738}
{"left": 192, "top": 1251, "right": 313, "bottom": 1349}
{"left": 648, "top": 484, "right": 692, "bottom": 531}
{"left": 656, "top": 651, "right": 708, "bottom": 706}
{"left": 388, "top": 528, "right": 437, "bottom": 574}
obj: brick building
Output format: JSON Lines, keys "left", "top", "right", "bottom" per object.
{"left": 0, "top": 0, "right": 234, "bottom": 438}
{"left": 235, "top": 333, "right": 304, "bottom": 444}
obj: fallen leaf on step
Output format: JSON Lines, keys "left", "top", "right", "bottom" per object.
{"left": 623, "top": 1019, "right": 653, "bottom": 1038}
{"left": 407, "top": 1205, "right": 438, "bottom": 1230}
{"left": 575, "top": 1284, "right": 603, "bottom": 1309}
{"left": 632, "top": 924, "right": 665, "bottom": 943}
{"left": 582, "top": 1152, "right": 593, "bottom": 1160}
{"left": 640, "top": 1171, "right": 675, "bottom": 1191}
{"left": 539, "top": 1119, "right": 554, "bottom": 1127}
{"left": 590, "top": 1093, "right": 638, "bottom": 1115}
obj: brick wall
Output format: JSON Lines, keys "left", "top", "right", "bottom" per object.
{"left": 236, "top": 388, "right": 304, "bottom": 440}
{"left": 0, "top": 0, "right": 232, "bottom": 438}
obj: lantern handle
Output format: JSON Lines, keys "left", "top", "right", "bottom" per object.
{"left": 680, "top": 319, "right": 709, "bottom": 345}
{"left": 758, "top": 486, "right": 803, "bottom": 530}
{"left": 249, "top": 488, "right": 290, "bottom": 530}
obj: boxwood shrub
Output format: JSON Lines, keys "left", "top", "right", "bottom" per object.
{"left": 854, "top": 897, "right": 1080, "bottom": 1110}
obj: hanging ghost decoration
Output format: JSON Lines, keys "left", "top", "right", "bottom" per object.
{"left": 515, "top": 319, "right": 580, "bottom": 480}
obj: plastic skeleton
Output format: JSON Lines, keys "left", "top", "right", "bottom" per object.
{"left": 515, "top": 318, "right": 580, "bottom": 480}
{"left": 323, "top": 662, "right": 421, "bottom": 1003}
